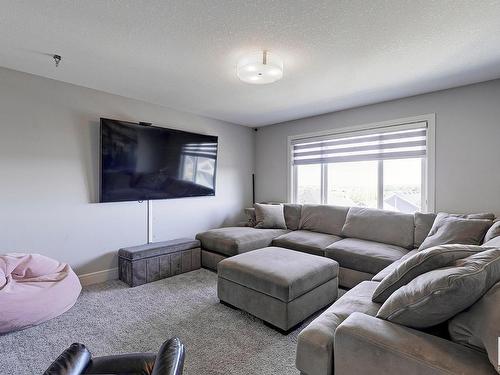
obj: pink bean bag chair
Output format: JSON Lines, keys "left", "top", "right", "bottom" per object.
{"left": 0, "top": 253, "right": 81, "bottom": 334}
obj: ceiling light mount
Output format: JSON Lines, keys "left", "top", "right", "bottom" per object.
{"left": 53, "top": 54, "right": 62, "bottom": 67}
{"left": 237, "top": 50, "right": 283, "bottom": 84}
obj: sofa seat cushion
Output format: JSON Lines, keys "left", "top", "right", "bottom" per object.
{"left": 325, "top": 238, "right": 408, "bottom": 275}
{"left": 218, "top": 247, "right": 338, "bottom": 302}
{"left": 271, "top": 230, "right": 342, "bottom": 256}
{"left": 195, "top": 227, "right": 289, "bottom": 256}
{"left": 296, "top": 281, "right": 381, "bottom": 375}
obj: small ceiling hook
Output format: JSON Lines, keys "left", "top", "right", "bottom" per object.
{"left": 53, "top": 54, "right": 62, "bottom": 67}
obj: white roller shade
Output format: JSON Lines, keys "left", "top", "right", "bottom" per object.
{"left": 292, "top": 122, "right": 427, "bottom": 165}
{"left": 181, "top": 142, "right": 218, "bottom": 159}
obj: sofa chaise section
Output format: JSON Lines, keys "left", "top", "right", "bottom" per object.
{"left": 196, "top": 227, "right": 289, "bottom": 269}
{"left": 297, "top": 234, "right": 500, "bottom": 375}
{"left": 334, "top": 312, "right": 497, "bottom": 375}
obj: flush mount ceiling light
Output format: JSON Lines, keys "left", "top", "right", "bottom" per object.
{"left": 237, "top": 50, "right": 283, "bottom": 84}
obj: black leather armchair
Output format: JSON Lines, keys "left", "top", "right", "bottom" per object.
{"left": 43, "top": 337, "right": 185, "bottom": 375}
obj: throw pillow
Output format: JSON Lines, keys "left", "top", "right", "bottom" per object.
{"left": 372, "top": 244, "right": 485, "bottom": 303}
{"left": 451, "top": 212, "right": 495, "bottom": 220}
{"left": 254, "top": 203, "right": 287, "bottom": 229}
{"left": 376, "top": 248, "right": 500, "bottom": 328}
{"left": 483, "top": 219, "right": 500, "bottom": 243}
{"left": 244, "top": 207, "right": 256, "bottom": 227}
{"left": 482, "top": 236, "right": 500, "bottom": 247}
{"left": 418, "top": 213, "right": 492, "bottom": 251}
{"left": 371, "top": 250, "right": 418, "bottom": 282}
{"left": 448, "top": 281, "right": 500, "bottom": 370}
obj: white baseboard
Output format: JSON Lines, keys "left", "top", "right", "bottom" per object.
{"left": 78, "top": 267, "right": 119, "bottom": 286}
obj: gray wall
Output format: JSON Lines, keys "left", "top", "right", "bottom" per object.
{"left": 256, "top": 79, "right": 500, "bottom": 215}
{"left": 0, "top": 68, "right": 254, "bottom": 276}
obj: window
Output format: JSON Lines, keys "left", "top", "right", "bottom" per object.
{"left": 383, "top": 158, "right": 422, "bottom": 212}
{"left": 296, "top": 164, "right": 321, "bottom": 204}
{"left": 180, "top": 142, "right": 217, "bottom": 188}
{"left": 290, "top": 117, "right": 434, "bottom": 213}
{"left": 327, "top": 161, "right": 378, "bottom": 208}
{"left": 181, "top": 155, "right": 216, "bottom": 188}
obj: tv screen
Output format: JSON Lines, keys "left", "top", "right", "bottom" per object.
{"left": 100, "top": 118, "right": 218, "bottom": 202}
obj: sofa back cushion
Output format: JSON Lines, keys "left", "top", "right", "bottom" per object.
{"left": 298, "top": 204, "right": 349, "bottom": 236}
{"left": 283, "top": 204, "right": 302, "bottom": 230}
{"left": 413, "top": 212, "right": 436, "bottom": 248}
{"left": 377, "top": 248, "right": 500, "bottom": 328}
{"left": 418, "top": 213, "right": 492, "bottom": 251}
{"left": 341, "top": 207, "right": 414, "bottom": 249}
{"left": 448, "top": 281, "right": 500, "bottom": 370}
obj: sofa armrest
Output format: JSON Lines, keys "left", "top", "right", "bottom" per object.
{"left": 334, "top": 312, "right": 497, "bottom": 375}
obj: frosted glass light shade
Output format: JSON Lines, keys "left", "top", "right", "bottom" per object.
{"left": 237, "top": 51, "right": 283, "bottom": 84}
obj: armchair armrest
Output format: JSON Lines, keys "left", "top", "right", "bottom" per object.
{"left": 334, "top": 312, "right": 496, "bottom": 375}
{"left": 85, "top": 338, "right": 184, "bottom": 375}
{"left": 44, "top": 343, "right": 91, "bottom": 375}
{"left": 84, "top": 353, "right": 156, "bottom": 374}
{"left": 152, "top": 337, "right": 185, "bottom": 375}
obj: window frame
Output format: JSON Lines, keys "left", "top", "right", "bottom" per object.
{"left": 287, "top": 114, "right": 436, "bottom": 212}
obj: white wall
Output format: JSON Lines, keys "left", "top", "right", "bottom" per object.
{"left": 256, "top": 79, "right": 500, "bottom": 216}
{"left": 0, "top": 68, "right": 254, "bottom": 278}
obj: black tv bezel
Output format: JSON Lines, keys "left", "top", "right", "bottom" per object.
{"left": 99, "top": 117, "right": 218, "bottom": 203}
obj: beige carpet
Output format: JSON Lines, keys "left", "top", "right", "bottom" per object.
{"left": 0, "top": 269, "right": 340, "bottom": 374}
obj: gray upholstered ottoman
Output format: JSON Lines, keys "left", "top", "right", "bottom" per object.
{"left": 217, "top": 247, "right": 339, "bottom": 331}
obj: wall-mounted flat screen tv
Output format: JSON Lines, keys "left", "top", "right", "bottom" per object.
{"left": 100, "top": 118, "right": 218, "bottom": 202}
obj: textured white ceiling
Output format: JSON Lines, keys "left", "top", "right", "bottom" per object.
{"left": 1, "top": 1, "right": 500, "bottom": 126}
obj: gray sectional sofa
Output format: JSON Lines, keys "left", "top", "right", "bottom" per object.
{"left": 197, "top": 204, "right": 500, "bottom": 375}
{"left": 197, "top": 204, "right": 435, "bottom": 288}
{"left": 296, "top": 239, "right": 500, "bottom": 375}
